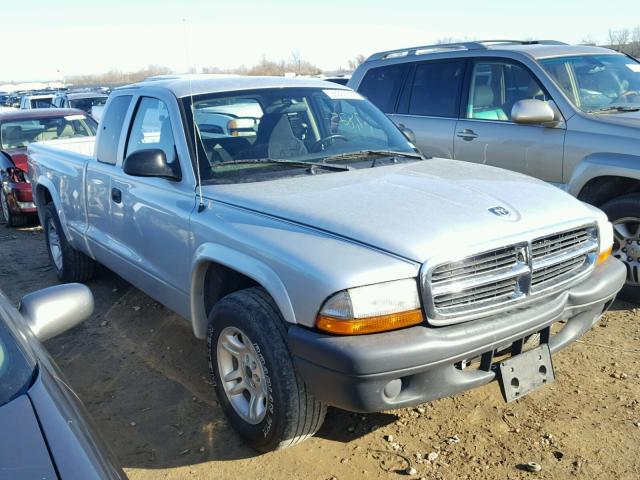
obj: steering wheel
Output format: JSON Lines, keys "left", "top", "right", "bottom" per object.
{"left": 612, "top": 90, "right": 640, "bottom": 104}
{"left": 310, "top": 134, "right": 348, "bottom": 152}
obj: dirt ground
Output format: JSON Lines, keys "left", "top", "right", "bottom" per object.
{"left": 1, "top": 224, "right": 639, "bottom": 480}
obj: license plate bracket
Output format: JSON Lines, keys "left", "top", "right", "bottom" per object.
{"left": 498, "top": 344, "right": 555, "bottom": 402}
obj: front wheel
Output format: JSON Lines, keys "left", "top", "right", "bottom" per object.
{"left": 43, "top": 203, "right": 96, "bottom": 282}
{"left": 207, "top": 287, "right": 326, "bottom": 452}
{"left": 601, "top": 193, "right": 640, "bottom": 302}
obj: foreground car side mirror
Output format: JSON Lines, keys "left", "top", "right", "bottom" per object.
{"left": 123, "top": 148, "right": 182, "bottom": 181}
{"left": 511, "top": 99, "right": 556, "bottom": 125}
{"left": 19, "top": 284, "right": 94, "bottom": 342}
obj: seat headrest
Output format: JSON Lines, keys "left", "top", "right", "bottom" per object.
{"left": 3, "top": 125, "right": 23, "bottom": 146}
{"left": 473, "top": 85, "right": 495, "bottom": 108}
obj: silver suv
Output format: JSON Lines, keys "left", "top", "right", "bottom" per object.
{"left": 348, "top": 40, "right": 640, "bottom": 299}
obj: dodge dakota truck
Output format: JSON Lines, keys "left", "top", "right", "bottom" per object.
{"left": 28, "top": 75, "right": 625, "bottom": 452}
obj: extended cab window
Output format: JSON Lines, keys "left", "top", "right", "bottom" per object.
{"left": 126, "top": 97, "right": 177, "bottom": 166}
{"left": 407, "top": 60, "right": 464, "bottom": 117}
{"left": 96, "top": 95, "right": 132, "bottom": 165}
{"left": 466, "top": 60, "right": 547, "bottom": 121}
{"left": 358, "top": 64, "right": 406, "bottom": 113}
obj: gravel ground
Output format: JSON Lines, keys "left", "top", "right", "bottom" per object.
{"left": 1, "top": 225, "right": 638, "bottom": 479}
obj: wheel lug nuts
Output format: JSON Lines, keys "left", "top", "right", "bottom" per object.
{"left": 627, "top": 239, "right": 633, "bottom": 244}
{"left": 628, "top": 257, "right": 633, "bottom": 262}
{"left": 623, "top": 248, "right": 627, "bottom": 253}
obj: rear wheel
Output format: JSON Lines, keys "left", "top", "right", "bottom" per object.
{"left": 601, "top": 193, "right": 640, "bottom": 302}
{"left": 0, "top": 189, "right": 28, "bottom": 227}
{"left": 43, "top": 203, "right": 95, "bottom": 282}
{"left": 207, "top": 287, "right": 326, "bottom": 452}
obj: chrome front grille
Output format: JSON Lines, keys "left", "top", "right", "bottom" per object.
{"left": 423, "top": 225, "right": 598, "bottom": 325}
{"left": 530, "top": 227, "right": 596, "bottom": 293}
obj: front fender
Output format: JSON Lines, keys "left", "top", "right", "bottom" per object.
{"left": 190, "top": 243, "right": 296, "bottom": 339}
{"left": 567, "top": 152, "right": 640, "bottom": 197}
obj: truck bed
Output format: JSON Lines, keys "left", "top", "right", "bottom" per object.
{"left": 27, "top": 138, "right": 96, "bottom": 244}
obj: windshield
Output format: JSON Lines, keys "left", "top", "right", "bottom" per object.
{"left": 69, "top": 96, "right": 108, "bottom": 113}
{"left": 0, "top": 114, "right": 98, "bottom": 149}
{"left": 539, "top": 54, "right": 640, "bottom": 112}
{"left": 184, "top": 87, "right": 417, "bottom": 184}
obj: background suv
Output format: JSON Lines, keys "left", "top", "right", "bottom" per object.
{"left": 348, "top": 40, "right": 640, "bottom": 299}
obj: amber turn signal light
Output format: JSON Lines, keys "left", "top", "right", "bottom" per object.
{"left": 316, "top": 309, "right": 423, "bottom": 335}
{"left": 596, "top": 246, "right": 612, "bottom": 266}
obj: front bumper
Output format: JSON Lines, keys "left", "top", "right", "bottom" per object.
{"left": 287, "top": 258, "right": 626, "bottom": 413}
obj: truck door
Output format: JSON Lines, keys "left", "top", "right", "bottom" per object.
{"left": 108, "top": 95, "right": 196, "bottom": 317}
{"left": 84, "top": 94, "right": 133, "bottom": 266}
{"left": 453, "top": 58, "right": 565, "bottom": 183}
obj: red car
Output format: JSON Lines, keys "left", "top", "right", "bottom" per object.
{"left": 0, "top": 109, "right": 97, "bottom": 226}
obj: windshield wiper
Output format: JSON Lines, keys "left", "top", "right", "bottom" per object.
{"left": 323, "top": 149, "right": 426, "bottom": 163}
{"left": 595, "top": 105, "right": 640, "bottom": 113}
{"left": 210, "top": 158, "right": 351, "bottom": 172}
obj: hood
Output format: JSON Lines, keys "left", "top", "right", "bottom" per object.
{"left": 204, "top": 159, "right": 596, "bottom": 263}
{"left": 3, "top": 148, "right": 28, "bottom": 171}
{"left": 590, "top": 109, "right": 640, "bottom": 129}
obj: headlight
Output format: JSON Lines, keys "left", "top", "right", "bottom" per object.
{"left": 585, "top": 204, "right": 614, "bottom": 265}
{"left": 316, "top": 279, "right": 423, "bottom": 335}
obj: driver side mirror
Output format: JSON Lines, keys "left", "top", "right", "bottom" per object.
{"left": 123, "top": 148, "right": 182, "bottom": 181}
{"left": 19, "top": 284, "right": 94, "bottom": 342}
{"left": 511, "top": 99, "right": 556, "bottom": 125}
{"left": 398, "top": 124, "right": 417, "bottom": 144}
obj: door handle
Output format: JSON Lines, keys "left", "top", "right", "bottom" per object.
{"left": 456, "top": 129, "right": 478, "bottom": 140}
{"left": 111, "top": 187, "right": 122, "bottom": 204}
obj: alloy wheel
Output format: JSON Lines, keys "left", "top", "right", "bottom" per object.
{"left": 216, "top": 326, "right": 268, "bottom": 424}
{"left": 612, "top": 217, "right": 640, "bottom": 286}
{"left": 47, "top": 221, "right": 63, "bottom": 271}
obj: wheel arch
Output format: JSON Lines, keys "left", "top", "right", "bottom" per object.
{"left": 190, "top": 243, "right": 297, "bottom": 339}
{"left": 569, "top": 153, "right": 640, "bottom": 207}
{"left": 33, "top": 178, "right": 70, "bottom": 236}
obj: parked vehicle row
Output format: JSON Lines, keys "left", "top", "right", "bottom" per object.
{"left": 347, "top": 39, "right": 640, "bottom": 298}
{"left": 27, "top": 74, "right": 625, "bottom": 452}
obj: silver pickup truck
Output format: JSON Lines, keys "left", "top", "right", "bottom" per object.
{"left": 28, "top": 75, "right": 625, "bottom": 452}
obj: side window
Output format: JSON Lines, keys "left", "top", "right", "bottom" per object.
{"left": 95, "top": 95, "right": 132, "bottom": 165}
{"left": 358, "top": 64, "right": 406, "bottom": 113}
{"left": 126, "top": 97, "right": 177, "bottom": 165}
{"left": 466, "top": 60, "right": 547, "bottom": 121}
{"left": 407, "top": 60, "right": 464, "bottom": 117}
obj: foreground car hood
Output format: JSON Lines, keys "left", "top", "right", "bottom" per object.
{"left": 206, "top": 159, "right": 595, "bottom": 262}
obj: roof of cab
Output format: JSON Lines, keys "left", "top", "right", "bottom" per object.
{"left": 118, "top": 74, "right": 351, "bottom": 98}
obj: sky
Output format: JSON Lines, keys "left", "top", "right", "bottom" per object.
{"left": 1, "top": 0, "right": 637, "bottom": 82}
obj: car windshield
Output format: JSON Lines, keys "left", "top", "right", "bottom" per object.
{"left": 184, "top": 87, "right": 418, "bottom": 184}
{"left": 0, "top": 315, "right": 35, "bottom": 407}
{"left": 539, "top": 54, "right": 640, "bottom": 113}
{"left": 69, "top": 96, "right": 108, "bottom": 112}
{"left": 0, "top": 114, "right": 98, "bottom": 149}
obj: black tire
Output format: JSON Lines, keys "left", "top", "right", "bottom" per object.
{"left": 207, "top": 287, "right": 326, "bottom": 452}
{"left": 43, "top": 202, "right": 95, "bottom": 282}
{"left": 0, "top": 189, "right": 28, "bottom": 227}
{"left": 600, "top": 193, "right": 640, "bottom": 303}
